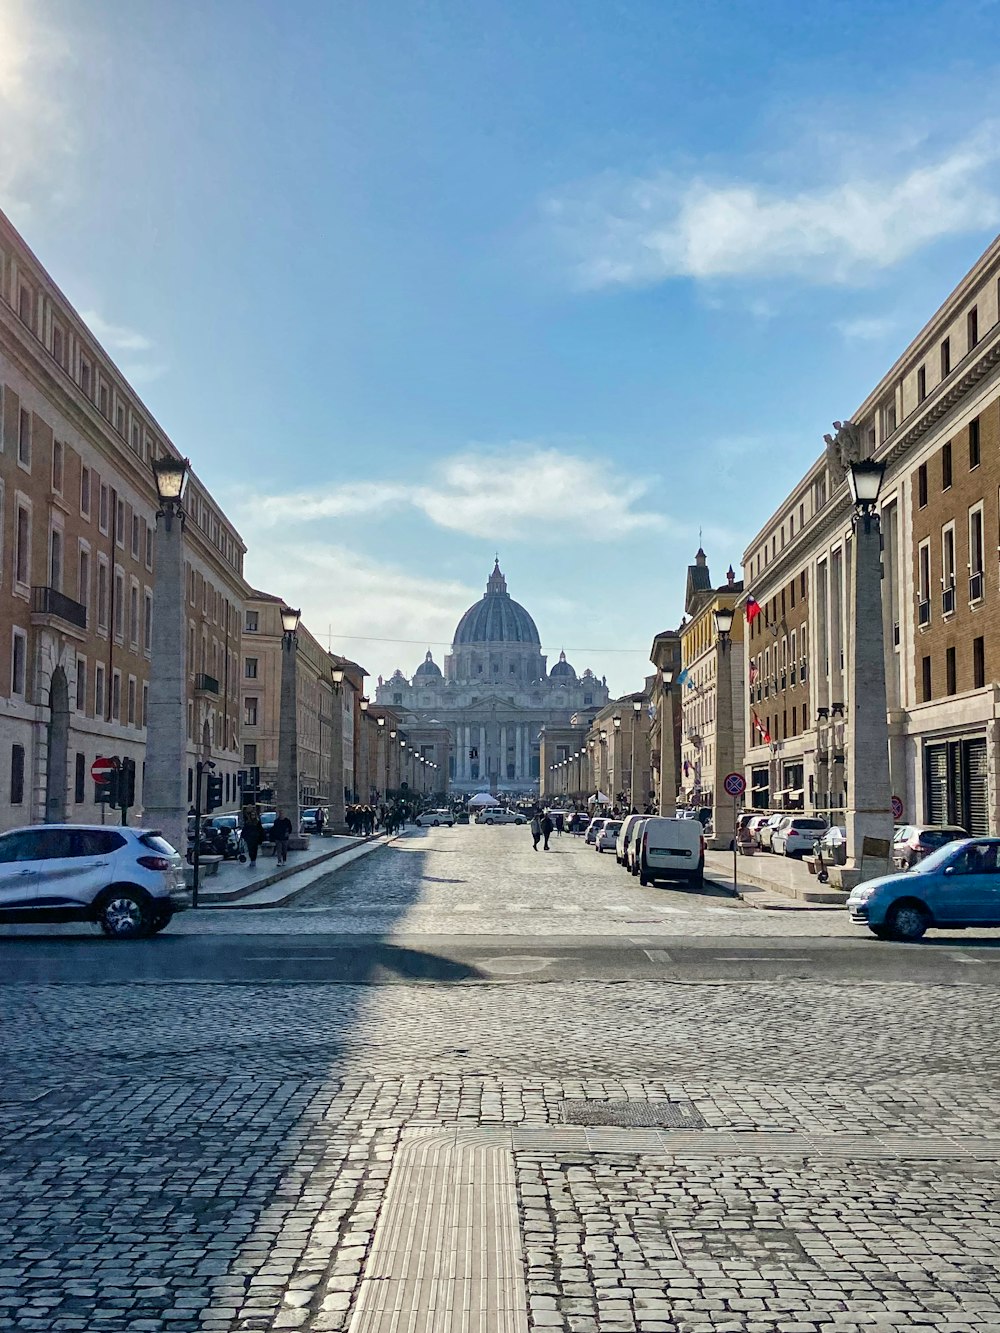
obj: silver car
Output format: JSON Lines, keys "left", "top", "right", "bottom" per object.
{"left": 0, "top": 825, "right": 188, "bottom": 938}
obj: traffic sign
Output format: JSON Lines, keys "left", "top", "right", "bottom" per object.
{"left": 91, "top": 756, "right": 117, "bottom": 784}
{"left": 723, "top": 771, "right": 746, "bottom": 798}
{"left": 891, "top": 794, "right": 904, "bottom": 820}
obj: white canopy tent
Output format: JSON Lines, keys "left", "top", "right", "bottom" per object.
{"left": 588, "top": 792, "right": 612, "bottom": 806}
{"left": 467, "top": 792, "right": 500, "bottom": 808}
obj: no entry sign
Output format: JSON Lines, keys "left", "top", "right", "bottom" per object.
{"left": 91, "top": 756, "right": 117, "bottom": 784}
{"left": 723, "top": 771, "right": 746, "bottom": 799}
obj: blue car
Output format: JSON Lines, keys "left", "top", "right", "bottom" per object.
{"left": 847, "top": 837, "right": 1000, "bottom": 940}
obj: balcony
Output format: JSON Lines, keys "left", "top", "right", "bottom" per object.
{"left": 969, "top": 570, "right": 984, "bottom": 603}
{"left": 31, "top": 585, "right": 87, "bottom": 632}
{"left": 194, "top": 672, "right": 220, "bottom": 696}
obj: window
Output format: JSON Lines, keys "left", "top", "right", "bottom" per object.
{"left": 940, "top": 337, "right": 951, "bottom": 378}
{"left": 114, "top": 569, "right": 125, "bottom": 639}
{"left": 80, "top": 465, "right": 91, "bottom": 518}
{"left": 969, "top": 416, "right": 981, "bottom": 469}
{"left": 111, "top": 670, "right": 121, "bottom": 721}
{"left": 244, "top": 697, "right": 258, "bottom": 726}
{"left": 917, "top": 462, "right": 928, "bottom": 508}
{"left": 97, "top": 558, "right": 109, "bottom": 630}
{"left": 95, "top": 664, "right": 105, "bottom": 717}
{"left": 115, "top": 403, "right": 125, "bottom": 436}
{"left": 74, "top": 752, "right": 86, "bottom": 804}
{"left": 131, "top": 513, "right": 140, "bottom": 559}
{"left": 968, "top": 305, "right": 979, "bottom": 350}
{"left": 10, "top": 745, "right": 25, "bottom": 805}
{"left": 969, "top": 506, "right": 985, "bottom": 601}
{"left": 115, "top": 497, "right": 125, "bottom": 548}
{"left": 922, "top": 655, "right": 932, "bottom": 702}
{"left": 145, "top": 524, "right": 153, "bottom": 569}
{"left": 49, "top": 526, "right": 62, "bottom": 591}
{"left": 127, "top": 676, "right": 136, "bottom": 726}
{"left": 99, "top": 482, "right": 109, "bottom": 534}
{"left": 243, "top": 743, "right": 257, "bottom": 766}
{"left": 99, "top": 381, "right": 109, "bottom": 417}
{"left": 141, "top": 683, "right": 148, "bottom": 728}
{"left": 916, "top": 365, "right": 926, "bottom": 402}
{"left": 245, "top": 657, "right": 258, "bottom": 679}
{"left": 51, "top": 439, "right": 63, "bottom": 494}
{"left": 80, "top": 358, "right": 91, "bottom": 397}
{"left": 946, "top": 646, "right": 957, "bottom": 696}
{"left": 17, "top": 283, "right": 31, "bottom": 325}
{"left": 245, "top": 610, "right": 259, "bottom": 632}
{"left": 918, "top": 541, "right": 931, "bottom": 627}
{"left": 15, "top": 504, "right": 30, "bottom": 586}
{"left": 973, "top": 637, "right": 985, "bottom": 690}
{"left": 131, "top": 421, "right": 140, "bottom": 453}
{"left": 129, "top": 583, "right": 139, "bottom": 646}
{"left": 882, "top": 400, "right": 896, "bottom": 439}
{"left": 52, "top": 324, "right": 64, "bottom": 367}
{"left": 942, "top": 441, "right": 952, "bottom": 490}
{"left": 18, "top": 406, "right": 31, "bottom": 467}
{"left": 78, "top": 547, "right": 90, "bottom": 616}
{"left": 942, "top": 525, "right": 956, "bottom": 614}
{"left": 144, "top": 591, "right": 152, "bottom": 653}
{"left": 11, "top": 630, "right": 27, "bottom": 696}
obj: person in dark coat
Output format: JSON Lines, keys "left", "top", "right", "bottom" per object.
{"left": 272, "top": 810, "right": 293, "bottom": 864}
{"left": 540, "top": 813, "right": 554, "bottom": 850}
{"left": 314, "top": 807, "right": 325, "bottom": 837}
{"left": 242, "top": 806, "right": 264, "bottom": 868}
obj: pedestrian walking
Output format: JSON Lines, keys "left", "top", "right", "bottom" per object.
{"left": 272, "top": 809, "right": 293, "bottom": 864}
{"left": 530, "top": 815, "right": 541, "bottom": 850}
{"left": 314, "top": 807, "right": 325, "bottom": 837}
{"left": 540, "top": 812, "right": 554, "bottom": 851}
{"left": 242, "top": 805, "right": 264, "bottom": 868}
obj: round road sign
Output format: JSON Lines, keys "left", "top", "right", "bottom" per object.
{"left": 891, "top": 794, "right": 904, "bottom": 820}
{"left": 723, "top": 771, "right": 746, "bottom": 798}
{"left": 91, "top": 756, "right": 117, "bottom": 784}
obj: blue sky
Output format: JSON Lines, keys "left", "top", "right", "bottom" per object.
{"left": 4, "top": 0, "right": 1000, "bottom": 691}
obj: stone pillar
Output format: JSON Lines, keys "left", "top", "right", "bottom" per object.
{"left": 845, "top": 511, "right": 893, "bottom": 874}
{"left": 709, "top": 640, "right": 736, "bottom": 850}
{"left": 144, "top": 506, "right": 188, "bottom": 857}
{"left": 329, "top": 688, "right": 347, "bottom": 832}
{"left": 277, "top": 632, "right": 300, "bottom": 828}
{"left": 658, "top": 688, "right": 676, "bottom": 817}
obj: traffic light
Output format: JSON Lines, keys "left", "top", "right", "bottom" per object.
{"left": 120, "top": 758, "right": 136, "bottom": 810}
{"left": 96, "top": 769, "right": 120, "bottom": 805}
{"left": 205, "top": 773, "right": 223, "bottom": 812}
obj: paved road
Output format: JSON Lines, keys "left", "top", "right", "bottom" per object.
{"left": 2, "top": 826, "right": 999, "bottom": 1333}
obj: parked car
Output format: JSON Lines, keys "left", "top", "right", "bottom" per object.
{"left": 772, "top": 817, "right": 829, "bottom": 858}
{"left": 892, "top": 824, "right": 968, "bottom": 871}
{"left": 634, "top": 817, "right": 705, "bottom": 887}
{"left": 415, "top": 809, "right": 456, "bottom": 827}
{"left": 847, "top": 837, "right": 1000, "bottom": 940}
{"left": 616, "top": 813, "right": 645, "bottom": 866}
{"left": 0, "top": 825, "right": 188, "bottom": 938}
{"left": 628, "top": 818, "right": 651, "bottom": 874}
{"left": 567, "top": 813, "right": 590, "bottom": 834}
{"left": 300, "top": 808, "right": 329, "bottom": 834}
{"left": 584, "top": 818, "right": 608, "bottom": 845}
{"left": 475, "top": 809, "right": 527, "bottom": 825}
{"left": 757, "top": 814, "right": 790, "bottom": 851}
{"left": 597, "top": 820, "right": 623, "bottom": 852}
{"left": 455, "top": 810, "right": 471, "bottom": 824}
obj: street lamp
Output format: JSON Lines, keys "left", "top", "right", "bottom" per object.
{"left": 327, "top": 663, "right": 347, "bottom": 832}
{"left": 145, "top": 456, "right": 191, "bottom": 856}
{"left": 658, "top": 668, "right": 676, "bottom": 816}
{"left": 277, "top": 607, "right": 301, "bottom": 833}
{"left": 710, "top": 602, "right": 737, "bottom": 850}
{"left": 844, "top": 450, "right": 891, "bottom": 878}
{"left": 713, "top": 605, "right": 735, "bottom": 650}
{"left": 630, "top": 698, "right": 642, "bottom": 812}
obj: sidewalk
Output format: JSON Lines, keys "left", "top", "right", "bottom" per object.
{"left": 192, "top": 830, "right": 400, "bottom": 908}
{"left": 704, "top": 847, "right": 847, "bottom": 910}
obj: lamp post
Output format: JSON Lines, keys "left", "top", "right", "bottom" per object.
{"left": 710, "top": 604, "right": 737, "bottom": 850}
{"left": 376, "top": 715, "right": 386, "bottom": 801}
{"left": 277, "top": 606, "right": 301, "bottom": 833}
{"left": 658, "top": 667, "right": 676, "bottom": 817}
{"left": 612, "top": 717, "right": 621, "bottom": 805}
{"left": 630, "top": 698, "right": 642, "bottom": 812}
{"left": 845, "top": 456, "right": 892, "bottom": 878}
{"left": 328, "top": 665, "right": 347, "bottom": 832}
{"left": 145, "top": 455, "right": 190, "bottom": 858}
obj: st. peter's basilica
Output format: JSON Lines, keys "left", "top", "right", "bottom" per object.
{"left": 375, "top": 561, "right": 609, "bottom": 793}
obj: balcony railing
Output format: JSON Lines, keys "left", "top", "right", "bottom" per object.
{"left": 969, "top": 570, "right": 984, "bottom": 602}
{"left": 31, "top": 585, "right": 87, "bottom": 630}
{"left": 918, "top": 599, "right": 931, "bottom": 627}
{"left": 942, "top": 584, "right": 956, "bottom": 616}
{"left": 194, "top": 672, "right": 220, "bottom": 695}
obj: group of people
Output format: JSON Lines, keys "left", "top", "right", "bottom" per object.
{"left": 345, "top": 805, "right": 381, "bottom": 837}
{"left": 239, "top": 805, "right": 294, "bottom": 868}
{"left": 529, "top": 810, "right": 557, "bottom": 851}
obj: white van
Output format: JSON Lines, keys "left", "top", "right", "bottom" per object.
{"left": 616, "top": 813, "right": 645, "bottom": 866}
{"left": 635, "top": 817, "right": 705, "bottom": 887}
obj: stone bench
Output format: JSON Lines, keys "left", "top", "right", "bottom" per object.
{"left": 185, "top": 855, "right": 223, "bottom": 886}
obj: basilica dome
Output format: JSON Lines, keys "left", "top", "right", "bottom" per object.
{"left": 549, "top": 650, "right": 576, "bottom": 680}
{"left": 414, "top": 649, "right": 443, "bottom": 679}
{"left": 452, "top": 560, "right": 541, "bottom": 646}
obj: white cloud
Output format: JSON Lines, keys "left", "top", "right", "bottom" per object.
{"left": 546, "top": 126, "right": 1000, "bottom": 289}
{"left": 80, "top": 311, "right": 154, "bottom": 353}
{"left": 242, "top": 542, "right": 478, "bottom": 679}
{"left": 835, "top": 315, "right": 899, "bottom": 342}
{"left": 250, "top": 445, "right": 666, "bottom": 542}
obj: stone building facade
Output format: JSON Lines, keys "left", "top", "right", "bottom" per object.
{"left": 742, "top": 232, "right": 1000, "bottom": 835}
{"left": 376, "top": 561, "right": 609, "bottom": 795}
{"left": 0, "top": 208, "right": 246, "bottom": 834}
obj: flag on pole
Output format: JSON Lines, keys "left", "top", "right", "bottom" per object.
{"left": 748, "top": 660, "right": 758, "bottom": 685}
{"left": 675, "top": 667, "right": 689, "bottom": 687}
{"left": 751, "top": 710, "right": 771, "bottom": 745}
{"left": 745, "top": 595, "right": 762, "bottom": 624}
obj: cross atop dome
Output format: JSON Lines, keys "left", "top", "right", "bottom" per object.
{"left": 486, "top": 558, "right": 507, "bottom": 595}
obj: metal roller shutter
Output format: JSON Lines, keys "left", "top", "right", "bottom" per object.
{"left": 964, "top": 738, "right": 989, "bottom": 836}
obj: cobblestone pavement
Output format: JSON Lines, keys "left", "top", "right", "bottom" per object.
{"left": 2, "top": 829, "right": 999, "bottom": 1332}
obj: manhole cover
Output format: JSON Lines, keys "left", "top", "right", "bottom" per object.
{"left": 561, "top": 1099, "right": 706, "bottom": 1128}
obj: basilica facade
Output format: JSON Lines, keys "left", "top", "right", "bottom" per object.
{"left": 375, "top": 562, "right": 609, "bottom": 794}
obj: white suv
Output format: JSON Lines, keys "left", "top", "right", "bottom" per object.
{"left": 475, "top": 809, "right": 527, "bottom": 825}
{"left": 771, "top": 817, "right": 829, "bottom": 858}
{"left": 0, "top": 825, "right": 188, "bottom": 938}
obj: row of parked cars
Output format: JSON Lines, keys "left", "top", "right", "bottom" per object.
{"left": 584, "top": 814, "right": 705, "bottom": 887}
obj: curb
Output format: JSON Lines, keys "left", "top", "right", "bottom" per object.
{"left": 197, "top": 833, "right": 391, "bottom": 906}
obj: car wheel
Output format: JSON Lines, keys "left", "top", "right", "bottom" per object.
{"left": 817, "top": 870, "right": 830, "bottom": 884}
{"left": 97, "top": 887, "right": 153, "bottom": 939}
{"left": 485, "top": 819, "right": 493, "bottom": 825}
{"left": 432, "top": 820, "right": 440, "bottom": 827}
{"left": 639, "top": 870, "right": 649, "bottom": 886}
{"left": 885, "top": 901, "right": 930, "bottom": 942}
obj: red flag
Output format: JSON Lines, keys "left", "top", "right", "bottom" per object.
{"left": 745, "top": 595, "right": 762, "bottom": 624}
{"left": 752, "top": 710, "right": 771, "bottom": 745}
{"left": 748, "top": 660, "right": 758, "bottom": 685}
